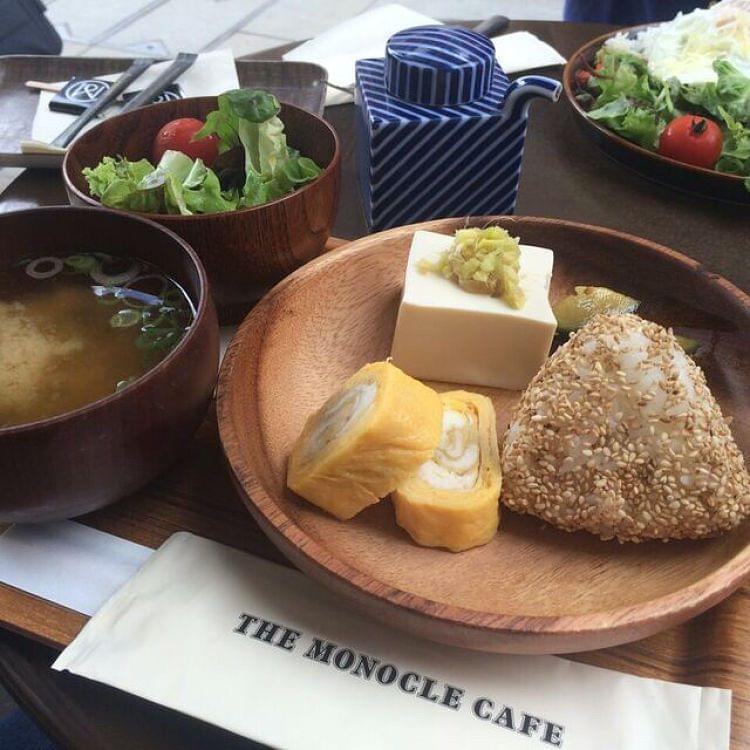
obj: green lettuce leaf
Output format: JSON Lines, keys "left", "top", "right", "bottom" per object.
{"left": 83, "top": 151, "right": 237, "bottom": 215}
{"left": 83, "top": 156, "right": 162, "bottom": 212}
{"left": 715, "top": 106, "right": 750, "bottom": 175}
{"left": 156, "top": 150, "right": 195, "bottom": 183}
{"left": 586, "top": 95, "right": 629, "bottom": 120}
{"left": 164, "top": 174, "right": 192, "bottom": 215}
{"left": 683, "top": 60, "right": 750, "bottom": 125}
{"left": 283, "top": 156, "right": 324, "bottom": 184}
{"left": 591, "top": 50, "right": 654, "bottom": 107}
{"left": 235, "top": 113, "right": 322, "bottom": 207}
{"left": 224, "top": 88, "right": 280, "bottom": 123}
{"left": 152, "top": 150, "right": 238, "bottom": 215}
{"left": 194, "top": 94, "right": 240, "bottom": 154}
{"left": 182, "top": 168, "right": 237, "bottom": 214}
{"left": 587, "top": 94, "right": 660, "bottom": 148}
{"left": 194, "top": 86, "right": 322, "bottom": 207}
{"left": 585, "top": 49, "right": 673, "bottom": 148}
{"left": 194, "top": 89, "right": 282, "bottom": 153}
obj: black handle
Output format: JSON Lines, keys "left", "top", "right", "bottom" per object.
{"left": 473, "top": 15, "right": 510, "bottom": 38}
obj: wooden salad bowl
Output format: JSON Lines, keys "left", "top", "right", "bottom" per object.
{"left": 63, "top": 96, "right": 341, "bottom": 323}
{"left": 218, "top": 216, "right": 750, "bottom": 654}
{"left": 563, "top": 26, "right": 750, "bottom": 205}
{"left": 0, "top": 206, "right": 219, "bottom": 522}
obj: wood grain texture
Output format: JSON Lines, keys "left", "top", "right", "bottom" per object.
{"left": 217, "top": 216, "right": 750, "bottom": 655}
{"left": 0, "top": 57, "right": 328, "bottom": 168}
{"left": 63, "top": 97, "right": 341, "bottom": 323}
{"left": 1, "top": 405, "right": 748, "bottom": 746}
{"left": 1, "top": 21, "right": 750, "bottom": 749}
{"left": 0, "top": 206, "right": 219, "bottom": 522}
{"left": 563, "top": 26, "right": 750, "bottom": 204}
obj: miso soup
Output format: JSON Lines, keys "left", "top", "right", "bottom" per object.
{"left": 0, "top": 252, "right": 195, "bottom": 428}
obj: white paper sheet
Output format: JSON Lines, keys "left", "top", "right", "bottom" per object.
{"left": 28, "top": 48, "right": 240, "bottom": 148}
{"left": 492, "top": 31, "right": 567, "bottom": 73}
{"left": 284, "top": 4, "right": 441, "bottom": 106}
{"left": 54, "top": 532, "right": 732, "bottom": 750}
{"left": 283, "top": 5, "right": 566, "bottom": 106}
{"left": 0, "top": 522, "right": 151, "bottom": 616}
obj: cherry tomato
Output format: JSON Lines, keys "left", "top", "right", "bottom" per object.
{"left": 575, "top": 69, "right": 592, "bottom": 88}
{"left": 658, "top": 115, "right": 723, "bottom": 169}
{"left": 152, "top": 118, "right": 219, "bottom": 166}
{"left": 575, "top": 62, "right": 603, "bottom": 89}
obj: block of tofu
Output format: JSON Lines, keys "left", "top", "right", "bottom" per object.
{"left": 390, "top": 230, "right": 556, "bottom": 390}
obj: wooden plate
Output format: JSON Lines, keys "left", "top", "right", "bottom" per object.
{"left": 217, "top": 216, "right": 750, "bottom": 654}
{"left": 563, "top": 27, "right": 750, "bottom": 205}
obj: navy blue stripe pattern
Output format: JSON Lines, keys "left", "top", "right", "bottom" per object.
{"left": 354, "top": 26, "right": 562, "bottom": 232}
{"left": 357, "top": 58, "right": 509, "bottom": 125}
{"left": 385, "top": 26, "right": 496, "bottom": 107}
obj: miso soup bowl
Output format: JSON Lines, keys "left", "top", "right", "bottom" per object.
{"left": 0, "top": 206, "right": 219, "bottom": 522}
{"left": 62, "top": 96, "right": 340, "bottom": 323}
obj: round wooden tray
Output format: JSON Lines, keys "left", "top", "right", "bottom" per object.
{"left": 563, "top": 27, "right": 750, "bottom": 205}
{"left": 217, "top": 216, "right": 750, "bottom": 654}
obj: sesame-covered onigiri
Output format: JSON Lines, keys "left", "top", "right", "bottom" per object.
{"left": 501, "top": 314, "right": 750, "bottom": 542}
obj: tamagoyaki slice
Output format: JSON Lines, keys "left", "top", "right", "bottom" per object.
{"left": 393, "top": 390, "right": 502, "bottom": 552}
{"left": 287, "top": 361, "right": 443, "bottom": 520}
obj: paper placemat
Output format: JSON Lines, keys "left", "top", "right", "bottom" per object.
{"left": 50, "top": 530, "right": 731, "bottom": 749}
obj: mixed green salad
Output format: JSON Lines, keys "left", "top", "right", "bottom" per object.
{"left": 83, "top": 89, "right": 323, "bottom": 215}
{"left": 576, "top": 48, "right": 750, "bottom": 188}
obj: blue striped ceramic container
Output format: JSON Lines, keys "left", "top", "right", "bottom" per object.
{"left": 355, "top": 26, "right": 562, "bottom": 231}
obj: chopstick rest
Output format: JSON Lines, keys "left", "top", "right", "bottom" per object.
{"left": 48, "top": 77, "right": 183, "bottom": 115}
{"left": 50, "top": 57, "right": 155, "bottom": 148}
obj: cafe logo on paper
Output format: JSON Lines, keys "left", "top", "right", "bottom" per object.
{"left": 65, "top": 79, "right": 111, "bottom": 104}
{"left": 233, "top": 613, "right": 565, "bottom": 747}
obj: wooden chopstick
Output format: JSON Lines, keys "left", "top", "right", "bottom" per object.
{"left": 25, "top": 80, "right": 64, "bottom": 93}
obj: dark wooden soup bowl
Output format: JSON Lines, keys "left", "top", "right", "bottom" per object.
{"left": 0, "top": 206, "right": 219, "bottom": 522}
{"left": 62, "top": 96, "right": 341, "bottom": 323}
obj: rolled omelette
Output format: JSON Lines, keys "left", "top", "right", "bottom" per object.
{"left": 287, "top": 361, "right": 443, "bottom": 520}
{"left": 393, "top": 390, "right": 501, "bottom": 552}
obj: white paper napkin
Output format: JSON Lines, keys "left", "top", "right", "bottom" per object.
{"left": 51, "top": 531, "right": 731, "bottom": 750}
{"left": 284, "top": 4, "right": 441, "bottom": 106}
{"left": 283, "top": 5, "right": 566, "bottom": 107}
{"left": 24, "top": 49, "right": 240, "bottom": 153}
{"left": 0, "top": 522, "right": 151, "bottom": 616}
{"left": 492, "top": 31, "right": 567, "bottom": 73}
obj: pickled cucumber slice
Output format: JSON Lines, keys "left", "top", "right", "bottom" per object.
{"left": 675, "top": 335, "right": 700, "bottom": 355}
{"left": 553, "top": 286, "right": 640, "bottom": 333}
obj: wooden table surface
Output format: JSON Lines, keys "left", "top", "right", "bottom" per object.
{"left": 0, "top": 20, "right": 748, "bottom": 750}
